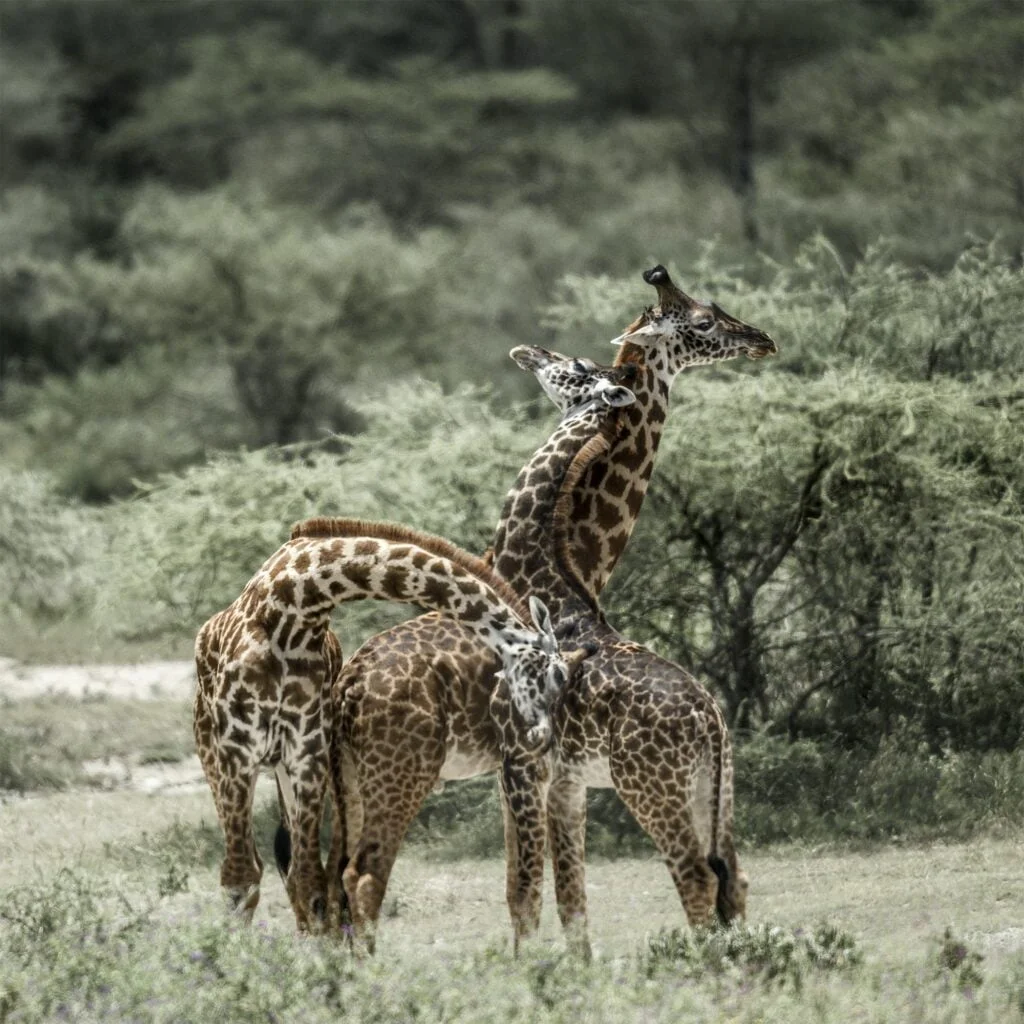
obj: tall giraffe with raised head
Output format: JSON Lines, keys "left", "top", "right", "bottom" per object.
{"left": 565, "top": 263, "right": 776, "bottom": 596}
{"left": 314, "top": 266, "right": 776, "bottom": 949}
{"left": 193, "top": 519, "right": 577, "bottom": 932}
{"left": 331, "top": 364, "right": 640, "bottom": 950}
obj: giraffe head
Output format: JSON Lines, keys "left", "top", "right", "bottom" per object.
{"left": 609, "top": 264, "right": 777, "bottom": 369}
{"left": 510, "top": 346, "right": 638, "bottom": 419}
{"left": 497, "top": 595, "right": 583, "bottom": 751}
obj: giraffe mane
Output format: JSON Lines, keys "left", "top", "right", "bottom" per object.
{"left": 289, "top": 517, "right": 532, "bottom": 625}
{"left": 551, "top": 423, "right": 620, "bottom": 614}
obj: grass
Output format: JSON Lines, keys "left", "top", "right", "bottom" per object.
{"left": 0, "top": 782, "right": 1022, "bottom": 1023}
{"left": 0, "top": 687, "right": 1021, "bottom": 1021}
{"left": 0, "top": 695, "right": 193, "bottom": 792}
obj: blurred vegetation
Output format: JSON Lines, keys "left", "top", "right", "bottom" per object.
{"left": 1, "top": 0, "right": 1022, "bottom": 843}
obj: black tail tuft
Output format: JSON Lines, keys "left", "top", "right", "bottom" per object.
{"left": 336, "top": 855, "right": 353, "bottom": 937}
{"left": 707, "top": 854, "right": 731, "bottom": 925}
{"left": 274, "top": 823, "right": 292, "bottom": 879}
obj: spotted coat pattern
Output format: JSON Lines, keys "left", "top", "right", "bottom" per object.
{"left": 332, "top": 365, "right": 636, "bottom": 951}
{"left": 326, "top": 266, "right": 776, "bottom": 952}
{"left": 193, "top": 519, "right": 569, "bottom": 932}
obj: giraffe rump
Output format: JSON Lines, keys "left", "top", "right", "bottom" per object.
{"left": 290, "top": 516, "right": 532, "bottom": 625}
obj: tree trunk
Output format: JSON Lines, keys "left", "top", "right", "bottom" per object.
{"left": 500, "top": 0, "right": 524, "bottom": 69}
{"left": 734, "top": 37, "right": 759, "bottom": 246}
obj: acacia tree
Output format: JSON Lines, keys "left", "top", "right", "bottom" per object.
{"left": 605, "top": 368, "right": 1024, "bottom": 752}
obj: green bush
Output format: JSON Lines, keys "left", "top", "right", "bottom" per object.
{"left": 641, "top": 922, "right": 862, "bottom": 990}
{"left": 4, "top": 869, "right": 1014, "bottom": 1024}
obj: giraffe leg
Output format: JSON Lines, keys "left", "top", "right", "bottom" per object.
{"left": 193, "top": 696, "right": 223, "bottom": 823}
{"left": 498, "top": 755, "right": 551, "bottom": 955}
{"left": 546, "top": 772, "right": 591, "bottom": 959}
{"left": 341, "top": 759, "right": 441, "bottom": 955}
{"left": 279, "top": 751, "right": 330, "bottom": 933}
{"left": 326, "top": 743, "right": 363, "bottom": 937}
{"left": 610, "top": 756, "right": 720, "bottom": 929}
{"left": 214, "top": 765, "right": 262, "bottom": 922}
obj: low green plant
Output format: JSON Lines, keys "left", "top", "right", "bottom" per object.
{"left": 641, "top": 922, "right": 862, "bottom": 991}
{"left": 1, "top": 868, "right": 1021, "bottom": 1024}
{"left": 936, "top": 927, "right": 985, "bottom": 992}
{"left": 0, "top": 724, "right": 73, "bottom": 792}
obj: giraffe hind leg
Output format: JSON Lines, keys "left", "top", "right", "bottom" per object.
{"left": 278, "top": 755, "right": 329, "bottom": 933}
{"left": 342, "top": 759, "right": 441, "bottom": 954}
{"left": 611, "top": 751, "right": 720, "bottom": 929}
{"left": 214, "top": 764, "right": 263, "bottom": 923}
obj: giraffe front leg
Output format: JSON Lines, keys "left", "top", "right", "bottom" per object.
{"left": 546, "top": 772, "right": 591, "bottom": 959}
{"left": 499, "top": 755, "right": 551, "bottom": 955}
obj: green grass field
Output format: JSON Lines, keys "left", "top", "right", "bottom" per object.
{"left": 2, "top": 750, "right": 1022, "bottom": 1023}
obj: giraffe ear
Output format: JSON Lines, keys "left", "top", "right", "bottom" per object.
{"left": 599, "top": 385, "right": 635, "bottom": 408}
{"left": 610, "top": 320, "right": 663, "bottom": 346}
{"left": 529, "top": 596, "right": 555, "bottom": 639}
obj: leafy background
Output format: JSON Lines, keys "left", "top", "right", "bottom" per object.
{"left": 1, "top": 0, "right": 1022, "bottom": 843}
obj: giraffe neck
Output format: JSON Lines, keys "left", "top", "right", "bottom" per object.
{"left": 491, "top": 404, "right": 619, "bottom": 624}
{"left": 564, "top": 343, "right": 675, "bottom": 597}
{"left": 247, "top": 531, "right": 529, "bottom": 659}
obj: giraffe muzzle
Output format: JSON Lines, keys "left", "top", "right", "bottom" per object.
{"left": 510, "top": 345, "right": 555, "bottom": 372}
{"left": 744, "top": 333, "right": 778, "bottom": 359}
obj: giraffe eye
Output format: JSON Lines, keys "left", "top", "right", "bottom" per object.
{"left": 571, "top": 358, "right": 591, "bottom": 373}
{"left": 695, "top": 318, "right": 714, "bottom": 332}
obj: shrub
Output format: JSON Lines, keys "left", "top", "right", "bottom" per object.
{"left": 641, "top": 922, "right": 862, "bottom": 990}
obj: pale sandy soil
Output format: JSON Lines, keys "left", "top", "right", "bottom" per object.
{"left": 0, "top": 657, "right": 205, "bottom": 795}
{"left": 0, "top": 656, "right": 195, "bottom": 702}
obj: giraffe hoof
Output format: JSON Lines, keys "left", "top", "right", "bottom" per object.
{"left": 225, "top": 883, "right": 260, "bottom": 922}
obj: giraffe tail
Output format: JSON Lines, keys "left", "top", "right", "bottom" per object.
{"left": 272, "top": 767, "right": 294, "bottom": 879}
{"left": 273, "top": 827, "right": 292, "bottom": 879}
{"left": 706, "top": 702, "right": 735, "bottom": 925}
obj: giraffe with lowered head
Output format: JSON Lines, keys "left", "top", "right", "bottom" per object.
{"left": 330, "top": 363, "right": 640, "bottom": 951}
{"left": 193, "top": 519, "right": 579, "bottom": 932}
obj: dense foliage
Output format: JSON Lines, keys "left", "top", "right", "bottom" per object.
{"left": 3, "top": 0, "right": 1022, "bottom": 493}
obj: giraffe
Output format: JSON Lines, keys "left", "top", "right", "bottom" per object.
{"left": 193, "top": 519, "right": 583, "bottom": 932}
{"left": 564, "top": 263, "right": 776, "bottom": 596}
{"left": 310, "top": 266, "right": 776, "bottom": 950}
{"left": 331, "top": 363, "right": 640, "bottom": 951}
